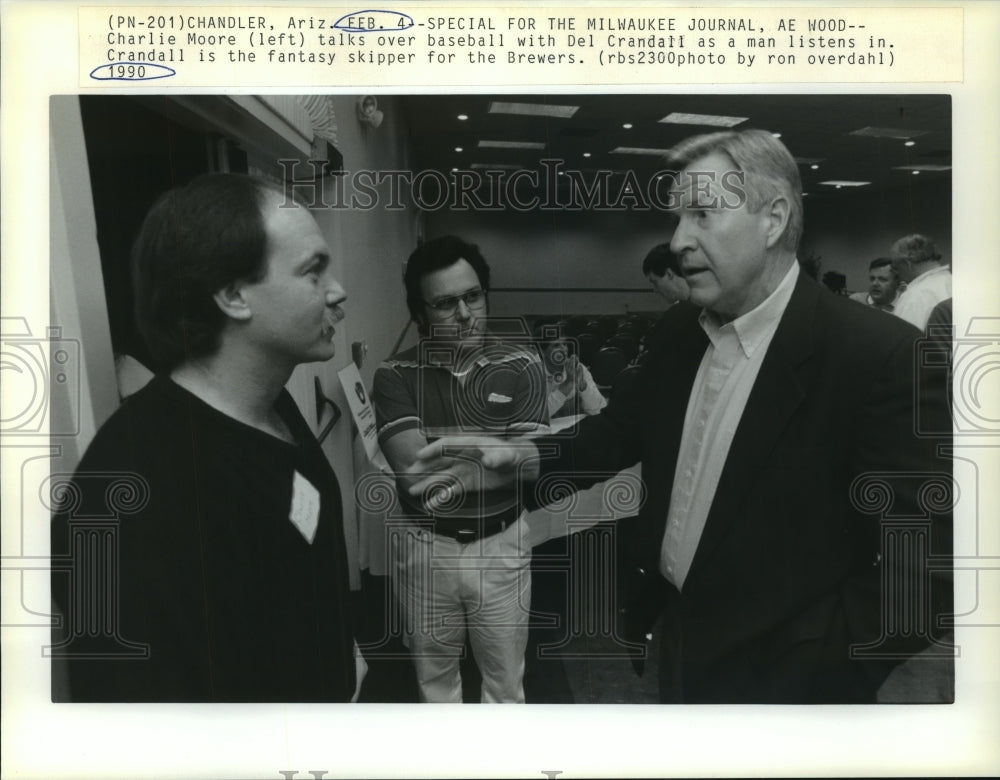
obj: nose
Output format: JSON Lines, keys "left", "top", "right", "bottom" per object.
{"left": 325, "top": 276, "right": 347, "bottom": 310}
{"left": 453, "top": 299, "right": 472, "bottom": 321}
{"left": 669, "top": 218, "right": 694, "bottom": 258}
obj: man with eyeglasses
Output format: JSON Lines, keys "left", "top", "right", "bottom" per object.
{"left": 372, "top": 235, "right": 548, "bottom": 702}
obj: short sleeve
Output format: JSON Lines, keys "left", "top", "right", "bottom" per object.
{"left": 372, "top": 364, "right": 421, "bottom": 445}
{"left": 508, "top": 347, "right": 550, "bottom": 431}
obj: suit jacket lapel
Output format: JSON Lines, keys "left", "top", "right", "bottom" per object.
{"left": 685, "top": 273, "right": 821, "bottom": 583}
{"left": 655, "top": 311, "right": 710, "bottom": 483}
{"left": 641, "top": 306, "right": 708, "bottom": 565}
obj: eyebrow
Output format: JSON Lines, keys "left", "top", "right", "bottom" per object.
{"left": 296, "top": 252, "right": 330, "bottom": 273}
{"left": 430, "top": 285, "right": 482, "bottom": 303}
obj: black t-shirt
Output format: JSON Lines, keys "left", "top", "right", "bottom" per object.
{"left": 50, "top": 376, "right": 356, "bottom": 702}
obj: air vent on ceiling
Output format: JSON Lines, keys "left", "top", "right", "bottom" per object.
{"left": 849, "top": 127, "right": 930, "bottom": 140}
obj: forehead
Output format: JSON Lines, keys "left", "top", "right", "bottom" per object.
{"left": 671, "top": 151, "right": 743, "bottom": 208}
{"left": 870, "top": 265, "right": 894, "bottom": 278}
{"left": 420, "top": 258, "right": 481, "bottom": 300}
{"left": 260, "top": 194, "right": 326, "bottom": 259}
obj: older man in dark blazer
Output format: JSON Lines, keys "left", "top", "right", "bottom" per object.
{"left": 410, "top": 129, "right": 952, "bottom": 703}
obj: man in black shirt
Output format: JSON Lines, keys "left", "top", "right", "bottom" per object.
{"left": 50, "top": 173, "right": 362, "bottom": 702}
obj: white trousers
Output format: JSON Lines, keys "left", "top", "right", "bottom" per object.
{"left": 390, "top": 518, "right": 532, "bottom": 703}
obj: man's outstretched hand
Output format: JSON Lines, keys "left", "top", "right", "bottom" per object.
{"left": 406, "top": 436, "right": 541, "bottom": 511}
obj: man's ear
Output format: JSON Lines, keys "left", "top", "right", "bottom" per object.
{"left": 763, "top": 195, "right": 791, "bottom": 250}
{"left": 414, "top": 313, "right": 428, "bottom": 336}
{"left": 213, "top": 282, "right": 253, "bottom": 322}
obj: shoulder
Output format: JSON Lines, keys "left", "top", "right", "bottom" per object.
{"left": 796, "top": 274, "right": 922, "bottom": 362}
{"left": 383, "top": 343, "right": 421, "bottom": 367}
{"left": 373, "top": 345, "right": 422, "bottom": 388}
{"left": 64, "top": 378, "right": 199, "bottom": 517}
{"left": 78, "top": 377, "right": 185, "bottom": 461}
{"left": 644, "top": 301, "right": 703, "bottom": 352}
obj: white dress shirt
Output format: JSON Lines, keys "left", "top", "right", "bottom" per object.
{"left": 893, "top": 265, "right": 952, "bottom": 330}
{"left": 660, "top": 262, "right": 800, "bottom": 590}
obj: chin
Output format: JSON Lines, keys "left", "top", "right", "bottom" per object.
{"left": 687, "top": 290, "right": 713, "bottom": 309}
{"left": 306, "top": 342, "right": 337, "bottom": 362}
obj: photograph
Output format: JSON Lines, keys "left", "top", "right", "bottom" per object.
{"left": 46, "top": 92, "right": 955, "bottom": 708}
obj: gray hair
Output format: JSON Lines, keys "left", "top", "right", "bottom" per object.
{"left": 891, "top": 234, "right": 942, "bottom": 264}
{"left": 665, "top": 129, "right": 804, "bottom": 252}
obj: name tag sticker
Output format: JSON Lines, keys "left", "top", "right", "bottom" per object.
{"left": 289, "top": 471, "right": 320, "bottom": 544}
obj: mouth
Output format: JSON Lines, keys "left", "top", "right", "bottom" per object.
{"left": 459, "top": 320, "right": 482, "bottom": 339}
{"left": 322, "top": 308, "right": 344, "bottom": 341}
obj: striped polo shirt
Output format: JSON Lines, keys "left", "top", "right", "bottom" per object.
{"left": 372, "top": 337, "right": 548, "bottom": 531}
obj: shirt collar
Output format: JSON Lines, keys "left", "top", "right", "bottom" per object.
{"left": 909, "top": 265, "right": 950, "bottom": 285}
{"left": 871, "top": 290, "right": 900, "bottom": 311}
{"left": 699, "top": 261, "right": 800, "bottom": 358}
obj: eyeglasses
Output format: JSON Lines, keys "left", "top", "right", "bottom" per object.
{"left": 424, "top": 288, "right": 486, "bottom": 315}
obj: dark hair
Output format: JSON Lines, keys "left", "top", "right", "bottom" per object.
{"left": 665, "top": 128, "right": 804, "bottom": 252}
{"left": 869, "top": 256, "right": 905, "bottom": 279}
{"left": 404, "top": 235, "right": 491, "bottom": 334}
{"left": 642, "top": 243, "right": 682, "bottom": 278}
{"left": 131, "top": 173, "right": 282, "bottom": 370}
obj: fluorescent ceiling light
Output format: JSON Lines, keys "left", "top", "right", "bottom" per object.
{"left": 610, "top": 146, "right": 672, "bottom": 155}
{"left": 849, "top": 127, "right": 930, "bottom": 140}
{"left": 477, "top": 140, "right": 546, "bottom": 150}
{"left": 659, "top": 112, "right": 747, "bottom": 127}
{"left": 819, "top": 180, "right": 871, "bottom": 187}
{"left": 469, "top": 163, "right": 523, "bottom": 170}
{"left": 488, "top": 101, "right": 579, "bottom": 118}
{"left": 893, "top": 164, "right": 952, "bottom": 172}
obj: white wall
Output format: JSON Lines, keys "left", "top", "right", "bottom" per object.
{"left": 49, "top": 97, "right": 119, "bottom": 473}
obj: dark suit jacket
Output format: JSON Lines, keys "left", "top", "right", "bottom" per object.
{"left": 536, "top": 271, "right": 951, "bottom": 703}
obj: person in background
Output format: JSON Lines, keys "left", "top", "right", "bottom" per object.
{"left": 536, "top": 326, "right": 607, "bottom": 419}
{"left": 408, "top": 129, "right": 951, "bottom": 704}
{"left": 891, "top": 233, "right": 952, "bottom": 330}
{"left": 372, "top": 235, "right": 548, "bottom": 702}
{"left": 51, "top": 173, "right": 363, "bottom": 702}
{"left": 642, "top": 242, "right": 690, "bottom": 305}
{"left": 849, "top": 257, "right": 907, "bottom": 313}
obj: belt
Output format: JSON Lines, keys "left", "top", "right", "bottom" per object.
{"left": 431, "top": 505, "right": 521, "bottom": 543}
{"left": 434, "top": 519, "right": 509, "bottom": 543}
